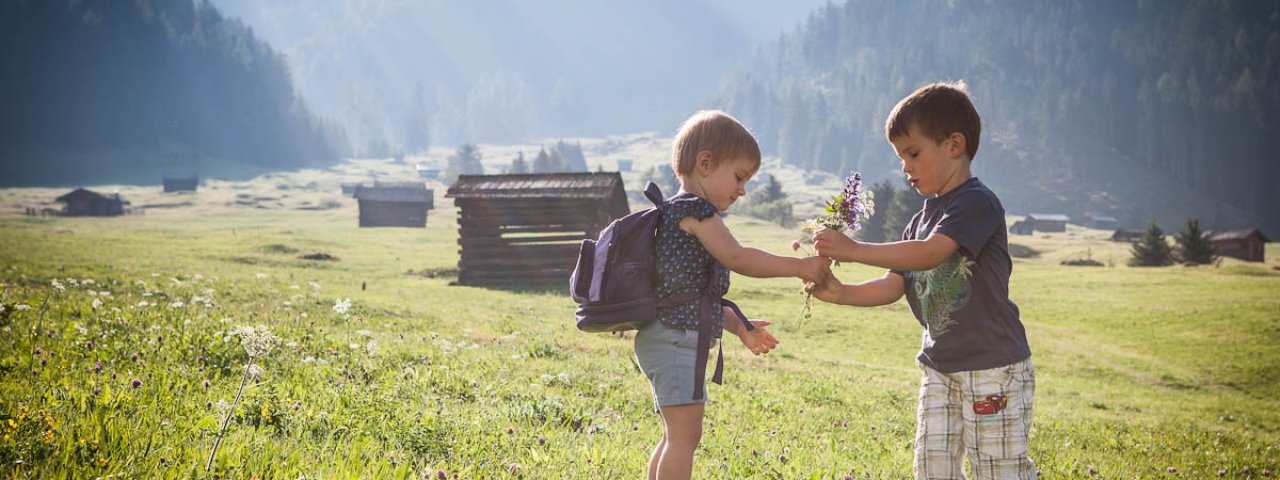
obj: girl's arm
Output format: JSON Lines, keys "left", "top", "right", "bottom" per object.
{"left": 809, "top": 270, "right": 905, "bottom": 307}
{"left": 681, "top": 214, "right": 828, "bottom": 283}
{"left": 722, "top": 306, "right": 778, "bottom": 355}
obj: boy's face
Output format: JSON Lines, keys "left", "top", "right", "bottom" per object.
{"left": 696, "top": 154, "right": 757, "bottom": 212}
{"left": 889, "top": 125, "right": 970, "bottom": 197}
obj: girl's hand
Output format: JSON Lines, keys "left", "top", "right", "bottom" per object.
{"left": 735, "top": 319, "right": 779, "bottom": 355}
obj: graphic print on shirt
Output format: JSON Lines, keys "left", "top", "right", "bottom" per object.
{"left": 906, "top": 216, "right": 975, "bottom": 338}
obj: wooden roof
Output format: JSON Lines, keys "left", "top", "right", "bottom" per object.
{"left": 1028, "top": 213, "right": 1070, "bottom": 222}
{"left": 353, "top": 182, "right": 432, "bottom": 204}
{"left": 56, "top": 188, "right": 127, "bottom": 204}
{"left": 446, "top": 172, "right": 625, "bottom": 200}
{"left": 1209, "top": 229, "right": 1269, "bottom": 242}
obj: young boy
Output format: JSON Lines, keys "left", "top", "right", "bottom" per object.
{"left": 810, "top": 81, "right": 1035, "bottom": 479}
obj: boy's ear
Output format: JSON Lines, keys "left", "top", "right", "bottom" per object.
{"left": 947, "top": 132, "right": 966, "bottom": 158}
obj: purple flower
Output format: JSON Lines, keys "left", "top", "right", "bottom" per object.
{"left": 436, "top": 470, "right": 447, "bottom": 480}
{"left": 94, "top": 362, "right": 103, "bottom": 372}
{"left": 85, "top": 340, "right": 94, "bottom": 350}
{"left": 790, "top": 240, "right": 801, "bottom": 251}
{"left": 131, "top": 378, "right": 142, "bottom": 388}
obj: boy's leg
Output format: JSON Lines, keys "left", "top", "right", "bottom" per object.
{"left": 914, "top": 362, "right": 965, "bottom": 480}
{"left": 961, "top": 359, "right": 1036, "bottom": 480}
{"left": 656, "top": 403, "right": 705, "bottom": 480}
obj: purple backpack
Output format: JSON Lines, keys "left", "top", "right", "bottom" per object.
{"left": 570, "top": 182, "right": 753, "bottom": 400}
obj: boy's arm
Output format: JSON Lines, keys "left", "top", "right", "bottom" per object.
{"left": 813, "top": 227, "right": 959, "bottom": 272}
{"left": 683, "top": 215, "right": 830, "bottom": 283}
{"left": 809, "top": 270, "right": 905, "bottom": 307}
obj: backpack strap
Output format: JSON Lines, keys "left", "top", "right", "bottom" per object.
{"left": 643, "top": 181, "right": 664, "bottom": 207}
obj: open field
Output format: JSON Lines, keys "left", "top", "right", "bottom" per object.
{"left": 1, "top": 155, "right": 1278, "bottom": 478}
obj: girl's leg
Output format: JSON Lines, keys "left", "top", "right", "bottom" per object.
{"left": 655, "top": 403, "right": 705, "bottom": 480}
{"left": 648, "top": 430, "right": 667, "bottom": 480}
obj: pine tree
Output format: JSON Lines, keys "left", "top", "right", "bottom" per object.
{"left": 1174, "top": 217, "right": 1217, "bottom": 265}
{"left": 1129, "top": 221, "right": 1174, "bottom": 266}
{"left": 882, "top": 179, "right": 922, "bottom": 242}
{"left": 509, "top": 152, "right": 528, "bottom": 174}
{"left": 859, "top": 179, "right": 897, "bottom": 242}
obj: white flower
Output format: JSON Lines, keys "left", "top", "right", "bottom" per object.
{"left": 355, "top": 330, "right": 372, "bottom": 337}
{"left": 366, "top": 340, "right": 378, "bottom": 356}
{"left": 137, "top": 301, "right": 150, "bottom": 307}
{"left": 348, "top": 343, "right": 360, "bottom": 350}
{"left": 98, "top": 291, "right": 112, "bottom": 297}
{"left": 247, "top": 364, "right": 265, "bottom": 377}
{"left": 74, "top": 324, "right": 88, "bottom": 335}
{"left": 216, "top": 399, "right": 231, "bottom": 413}
{"left": 151, "top": 273, "right": 160, "bottom": 277}
{"left": 15, "top": 304, "right": 31, "bottom": 311}
{"left": 289, "top": 285, "right": 300, "bottom": 290}
{"left": 87, "top": 290, "right": 98, "bottom": 297}
{"left": 193, "top": 273, "right": 203, "bottom": 281}
{"left": 92, "top": 298, "right": 103, "bottom": 310}
{"left": 301, "top": 356, "right": 316, "bottom": 363}
{"left": 285, "top": 341, "right": 298, "bottom": 349}
{"left": 82, "top": 279, "right": 95, "bottom": 285}
{"left": 51, "top": 279, "right": 65, "bottom": 292}
{"left": 66, "top": 278, "right": 79, "bottom": 287}
{"left": 332, "top": 298, "right": 351, "bottom": 315}
{"left": 0, "top": 304, "right": 5, "bottom": 314}
{"left": 307, "top": 282, "right": 321, "bottom": 290}
{"left": 255, "top": 273, "right": 268, "bottom": 280}
{"left": 232, "top": 325, "right": 281, "bottom": 358}
{"left": 170, "top": 301, "right": 185, "bottom": 309}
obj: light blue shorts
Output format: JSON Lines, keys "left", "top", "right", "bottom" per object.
{"left": 634, "top": 322, "right": 718, "bottom": 409}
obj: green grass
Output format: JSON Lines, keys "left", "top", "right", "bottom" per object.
{"left": 1, "top": 176, "right": 1278, "bottom": 478}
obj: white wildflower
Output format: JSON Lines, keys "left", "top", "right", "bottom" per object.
{"left": 301, "top": 356, "right": 316, "bottom": 363}
{"left": 170, "top": 301, "right": 185, "bottom": 309}
{"left": 289, "top": 285, "right": 300, "bottom": 290}
{"left": 216, "top": 399, "right": 231, "bottom": 413}
{"left": 255, "top": 272, "right": 267, "bottom": 280}
{"left": 98, "top": 291, "right": 112, "bottom": 297}
{"left": 232, "top": 325, "right": 281, "bottom": 358}
{"left": 332, "top": 298, "right": 351, "bottom": 315}
{"left": 170, "top": 277, "right": 183, "bottom": 285}
{"left": 51, "top": 279, "right": 65, "bottom": 292}
{"left": 193, "top": 273, "right": 203, "bottom": 281}
{"left": 92, "top": 298, "right": 103, "bottom": 310}
{"left": 66, "top": 278, "right": 79, "bottom": 287}
{"left": 247, "top": 364, "right": 265, "bottom": 378}
{"left": 82, "top": 279, "right": 95, "bottom": 285}
{"left": 15, "top": 304, "right": 31, "bottom": 311}
{"left": 349, "top": 344, "right": 360, "bottom": 350}
{"left": 307, "top": 282, "right": 321, "bottom": 290}
{"left": 137, "top": 301, "right": 149, "bottom": 308}
{"left": 87, "top": 290, "right": 98, "bottom": 297}
{"left": 285, "top": 341, "right": 297, "bottom": 349}
{"left": 74, "top": 324, "right": 88, "bottom": 335}
{"left": 150, "top": 273, "right": 159, "bottom": 277}
{"left": 0, "top": 304, "right": 5, "bottom": 314}
{"left": 355, "top": 330, "right": 372, "bottom": 337}
{"left": 366, "top": 340, "right": 378, "bottom": 356}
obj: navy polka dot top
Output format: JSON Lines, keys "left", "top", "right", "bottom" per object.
{"left": 655, "top": 194, "right": 729, "bottom": 331}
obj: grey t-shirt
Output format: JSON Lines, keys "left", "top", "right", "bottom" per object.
{"left": 891, "top": 177, "right": 1031, "bottom": 373}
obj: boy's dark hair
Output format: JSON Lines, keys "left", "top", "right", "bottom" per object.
{"left": 672, "top": 110, "right": 761, "bottom": 177}
{"left": 885, "top": 81, "right": 981, "bottom": 161}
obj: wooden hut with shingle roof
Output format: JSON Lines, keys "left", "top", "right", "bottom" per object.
{"left": 352, "top": 181, "right": 434, "bottom": 227}
{"left": 446, "top": 172, "right": 629, "bottom": 287}
{"left": 55, "top": 188, "right": 128, "bottom": 216}
{"left": 1208, "top": 228, "right": 1269, "bottom": 262}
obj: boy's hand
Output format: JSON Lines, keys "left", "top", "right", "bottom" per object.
{"left": 735, "top": 319, "right": 779, "bottom": 355}
{"left": 813, "top": 227, "right": 858, "bottom": 262}
{"left": 797, "top": 255, "right": 833, "bottom": 284}
{"left": 804, "top": 269, "right": 844, "bottom": 304}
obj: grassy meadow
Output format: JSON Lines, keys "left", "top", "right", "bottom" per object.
{"left": 1, "top": 150, "right": 1278, "bottom": 478}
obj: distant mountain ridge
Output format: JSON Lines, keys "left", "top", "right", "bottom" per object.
{"left": 716, "top": 0, "right": 1280, "bottom": 234}
{"left": 0, "top": 0, "right": 348, "bottom": 187}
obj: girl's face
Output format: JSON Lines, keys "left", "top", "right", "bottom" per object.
{"left": 693, "top": 154, "right": 757, "bottom": 212}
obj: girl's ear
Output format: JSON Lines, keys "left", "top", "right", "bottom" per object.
{"left": 695, "top": 150, "right": 714, "bottom": 176}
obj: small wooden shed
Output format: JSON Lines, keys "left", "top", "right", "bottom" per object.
{"left": 340, "top": 182, "right": 361, "bottom": 195}
{"left": 163, "top": 176, "right": 198, "bottom": 193}
{"left": 1009, "top": 219, "right": 1034, "bottom": 235}
{"left": 352, "top": 182, "right": 433, "bottom": 228}
{"left": 1027, "top": 213, "right": 1069, "bottom": 232}
{"left": 56, "top": 188, "right": 128, "bottom": 216}
{"left": 1085, "top": 214, "right": 1118, "bottom": 230}
{"left": 1111, "top": 228, "right": 1145, "bottom": 242}
{"left": 1208, "top": 229, "right": 1269, "bottom": 262}
{"left": 446, "top": 172, "right": 629, "bottom": 287}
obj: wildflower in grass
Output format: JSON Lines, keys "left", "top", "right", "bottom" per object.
{"left": 170, "top": 301, "right": 184, "bottom": 309}
{"left": 208, "top": 325, "right": 282, "bottom": 471}
{"left": 15, "top": 304, "right": 30, "bottom": 311}
{"left": 91, "top": 298, "right": 103, "bottom": 310}
{"left": 255, "top": 272, "right": 267, "bottom": 280}
{"left": 333, "top": 298, "right": 352, "bottom": 315}
{"left": 51, "top": 279, "right": 65, "bottom": 292}
{"left": 366, "top": 340, "right": 378, "bottom": 356}
{"left": 131, "top": 378, "right": 142, "bottom": 388}
{"left": 247, "top": 364, "right": 265, "bottom": 378}
{"left": 203, "top": 379, "right": 210, "bottom": 389}
{"left": 85, "top": 340, "right": 93, "bottom": 351}
{"left": 94, "top": 362, "right": 102, "bottom": 372}
{"left": 508, "top": 463, "right": 521, "bottom": 476}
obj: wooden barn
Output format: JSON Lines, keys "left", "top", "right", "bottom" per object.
{"left": 1009, "top": 219, "right": 1034, "bottom": 235}
{"left": 1027, "top": 213, "right": 1069, "bottom": 232}
{"left": 1208, "top": 229, "right": 1269, "bottom": 262}
{"left": 352, "top": 182, "right": 433, "bottom": 228}
{"left": 163, "top": 176, "right": 198, "bottom": 193}
{"left": 446, "top": 172, "right": 629, "bottom": 287}
{"left": 1111, "top": 228, "right": 1145, "bottom": 242}
{"left": 340, "top": 182, "right": 361, "bottom": 195}
{"left": 55, "top": 188, "right": 128, "bottom": 217}
{"left": 1085, "top": 214, "right": 1118, "bottom": 230}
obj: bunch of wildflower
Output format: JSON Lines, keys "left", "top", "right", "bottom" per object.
{"left": 791, "top": 171, "right": 875, "bottom": 329}
{"left": 232, "top": 325, "right": 281, "bottom": 359}
{"left": 333, "top": 298, "right": 352, "bottom": 315}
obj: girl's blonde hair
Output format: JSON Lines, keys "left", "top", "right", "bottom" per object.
{"left": 671, "top": 110, "right": 761, "bottom": 177}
